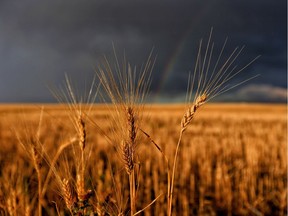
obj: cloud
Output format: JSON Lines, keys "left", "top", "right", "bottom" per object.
{"left": 234, "top": 84, "right": 287, "bottom": 103}
{"left": 0, "top": 0, "right": 286, "bottom": 102}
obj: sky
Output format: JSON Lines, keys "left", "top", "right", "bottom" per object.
{"left": 0, "top": 0, "right": 286, "bottom": 103}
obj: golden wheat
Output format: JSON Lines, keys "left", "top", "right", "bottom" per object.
{"left": 0, "top": 104, "right": 286, "bottom": 215}
{"left": 0, "top": 34, "right": 283, "bottom": 216}
{"left": 61, "top": 178, "right": 75, "bottom": 213}
{"left": 181, "top": 94, "right": 207, "bottom": 131}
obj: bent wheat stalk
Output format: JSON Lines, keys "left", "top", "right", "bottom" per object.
{"left": 168, "top": 93, "right": 207, "bottom": 215}
{"left": 16, "top": 109, "right": 44, "bottom": 216}
{"left": 167, "top": 29, "right": 259, "bottom": 215}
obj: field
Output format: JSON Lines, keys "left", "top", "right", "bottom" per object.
{"left": 0, "top": 103, "right": 286, "bottom": 216}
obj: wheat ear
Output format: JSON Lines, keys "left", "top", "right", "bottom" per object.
{"left": 126, "top": 106, "right": 137, "bottom": 215}
{"left": 61, "top": 179, "right": 76, "bottom": 213}
{"left": 181, "top": 94, "right": 207, "bottom": 131}
{"left": 122, "top": 106, "right": 136, "bottom": 175}
{"left": 76, "top": 114, "right": 86, "bottom": 201}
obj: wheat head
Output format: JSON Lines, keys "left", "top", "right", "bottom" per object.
{"left": 181, "top": 93, "right": 207, "bottom": 131}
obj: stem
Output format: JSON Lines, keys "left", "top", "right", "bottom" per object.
{"left": 139, "top": 129, "right": 171, "bottom": 216}
{"left": 133, "top": 193, "right": 162, "bottom": 216}
{"left": 36, "top": 168, "right": 42, "bottom": 216}
{"left": 129, "top": 169, "right": 136, "bottom": 216}
{"left": 167, "top": 129, "right": 184, "bottom": 216}
{"left": 41, "top": 138, "right": 75, "bottom": 197}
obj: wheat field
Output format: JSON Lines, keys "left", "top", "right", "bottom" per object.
{"left": 0, "top": 34, "right": 286, "bottom": 215}
{"left": 0, "top": 103, "right": 286, "bottom": 216}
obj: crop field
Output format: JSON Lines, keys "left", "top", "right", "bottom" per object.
{"left": 0, "top": 103, "right": 286, "bottom": 215}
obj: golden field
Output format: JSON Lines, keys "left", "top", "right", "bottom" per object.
{"left": 0, "top": 103, "right": 286, "bottom": 216}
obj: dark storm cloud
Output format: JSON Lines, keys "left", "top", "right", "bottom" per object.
{"left": 0, "top": 0, "right": 286, "bottom": 102}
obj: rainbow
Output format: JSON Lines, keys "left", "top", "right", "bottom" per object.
{"left": 153, "top": 3, "right": 214, "bottom": 102}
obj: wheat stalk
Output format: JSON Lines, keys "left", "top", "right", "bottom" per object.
{"left": 96, "top": 49, "right": 154, "bottom": 216}
{"left": 16, "top": 109, "right": 44, "bottom": 216}
{"left": 167, "top": 94, "right": 207, "bottom": 215}
{"left": 167, "top": 29, "right": 258, "bottom": 215}
{"left": 50, "top": 75, "right": 99, "bottom": 214}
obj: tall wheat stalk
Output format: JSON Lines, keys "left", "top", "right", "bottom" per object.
{"left": 97, "top": 50, "right": 154, "bottom": 216}
{"left": 167, "top": 29, "right": 259, "bottom": 216}
{"left": 51, "top": 75, "right": 98, "bottom": 214}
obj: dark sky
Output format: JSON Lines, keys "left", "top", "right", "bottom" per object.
{"left": 0, "top": 0, "right": 286, "bottom": 103}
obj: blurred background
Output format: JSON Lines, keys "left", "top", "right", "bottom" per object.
{"left": 0, "top": 0, "right": 286, "bottom": 103}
